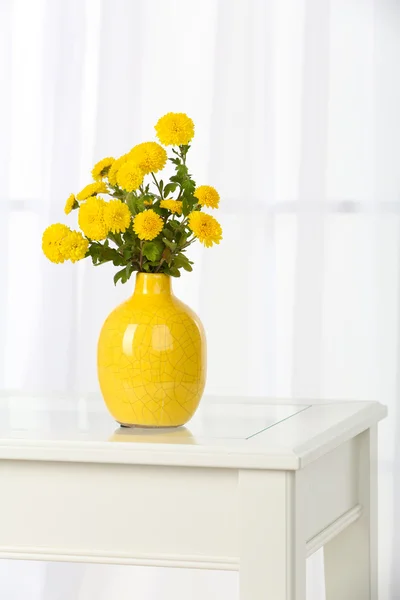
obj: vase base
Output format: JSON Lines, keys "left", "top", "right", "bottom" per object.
{"left": 117, "top": 421, "right": 182, "bottom": 429}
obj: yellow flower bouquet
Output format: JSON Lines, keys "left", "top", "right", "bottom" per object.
{"left": 42, "top": 112, "right": 222, "bottom": 284}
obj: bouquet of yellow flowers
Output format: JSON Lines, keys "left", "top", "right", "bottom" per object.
{"left": 42, "top": 112, "right": 222, "bottom": 284}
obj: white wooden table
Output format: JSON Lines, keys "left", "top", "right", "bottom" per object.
{"left": 0, "top": 394, "right": 386, "bottom": 599}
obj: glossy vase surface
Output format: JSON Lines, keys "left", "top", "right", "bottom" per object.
{"left": 97, "top": 273, "right": 206, "bottom": 427}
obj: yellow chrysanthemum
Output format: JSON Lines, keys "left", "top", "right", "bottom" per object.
{"left": 42, "top": 223, "right": 70, "bottom": 264}
{"left": 155, "top": 112, "right": 194, "bottom": 146}
{"left": 92, "top": 157, "right": 115, "bottom": 181}
{"left": 133, "top": 209, "right": 163, "bottom": 241}
{"left": 107, "top": 154, "right": 129, "bottom": 186}
{"left": 128, "top": 142, "right": 167, "bottom": 174}
{"left": 104, "top": 199, "right": 131, "bottom": 233}
{"left": 78, "top": 196, "right": 109, "bottom": 241}
{"left": 60, "top": 230, "right": 89, "bottom": 263}
{"left": 76, "top": 182, "right": 108, "bottom": 201}
{"left": 160, "top": 199, "right": 183, "bottom": 215}
{"left": 64, "top": 193, "right": 77, "bottom": 215}
{"left": 116, "top": 160, "right": 144, "bottom": 192}
{"left": 194, "top": 185, "right": 220, "bottom": 209}
{"left": 144, "top": 198, "right": 153, "bottom": 207}
{"left": 188, "top": 211, "right": 222, "bottom": 248}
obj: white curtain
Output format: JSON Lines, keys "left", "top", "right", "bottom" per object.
{"left": 0, "top": 0, "right": 399, "bottom": 598}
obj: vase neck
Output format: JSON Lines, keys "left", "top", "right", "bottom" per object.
{"left": 133, "top": 273, "right": 172, "bottom": 296}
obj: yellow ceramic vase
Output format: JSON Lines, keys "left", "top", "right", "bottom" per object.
{"left": 97, "top": 273, "right": 206, "bottom": 427}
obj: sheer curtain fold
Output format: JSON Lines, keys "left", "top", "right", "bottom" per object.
{"left": 0, "top": 0, "right": 399, "bottom": 598}
{"left": 25, "top": 0, "right": 86, "bottom": 392}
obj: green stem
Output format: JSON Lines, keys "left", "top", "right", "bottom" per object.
{"left": 180, "top": 237, "right": 196, "bottom": 251}
{"left": 139, "top": 240, "right": 144, "bottom": 271}
{"left": 180, "top": 145, "right": 187, "bottom": 166}
{"left": 151, "top": 172, "right": 163, "bottom": 199}
{"left": 176, "top": 216, "right": 189, "bottom": 232}
{"left": 155, "top": 258, "right": 165, "bottom": 273}
{"left": 176, "top": 146, "right": 189, "bottom": 199}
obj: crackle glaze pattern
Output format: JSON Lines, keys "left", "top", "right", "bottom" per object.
{"left": 98, "top": 274, "right": 206, "bottom": 427}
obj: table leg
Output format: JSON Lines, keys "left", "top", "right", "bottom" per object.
{"left": 239, "top": 470, "right": 306, "bottom": 600}
{"left": 324, "top": 427, "right": 378, "bottom": 600}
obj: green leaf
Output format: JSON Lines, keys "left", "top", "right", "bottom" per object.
{"left": 135, "top": 196, "right": 145, "bottom": 212}
{"left": 163, "top": 183, "right": 177, "bottom": 197}
{"left": 142, "top": 240, "right": 164, "bottom": 262}
{"left": 125, "top": 193, "right": 145, "bottom": 215}
{"left": 176, "top": 231, "right": 188, "bottom": 246}
{"left": 162, "top": 227, "right": 174, "bottom": 241}
{"left": 122, "top": 247, "right": 134, "bottom": 260}
{"left": 162, "top": 237, "right": 177, "bottom": 251}
{"left": 112, "top": 255, "right": 126, "bottom": 267}
{"left": 177, "top": 165, "right": 188, "bottom": 178}
{"left": 114, "top": 267, "right": 126, "bottom": 285}
{"left": 182, "top": 197, "right": 190, "bottom": 216}
{"left": 88, "top": 244, "right": 127, "bottom": 267}
{"left": 169, "top": 175, "right": 181, "bottom": 184}
{"left": 126, "top": 193, "right": 137, "bottom": 215}
{"left": 122, "top": 228, "right": 134, "bottom": 243}
{"left": 168, "top": 220, "right": 180, "bottom": 229}
{"left": 108, "top": 232, "right": 123, "bottom": 246}
{"left": 183, "top": 180, "right": 195, "bottom": 193}
{"left": 174, "top": 253, "right": 193, "bottom": 272}
{"left": 113, "top": 264, "right": 134, "bottom": 285}
{"left": 164, "top": 265, "right": 181, "bottom": 277}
